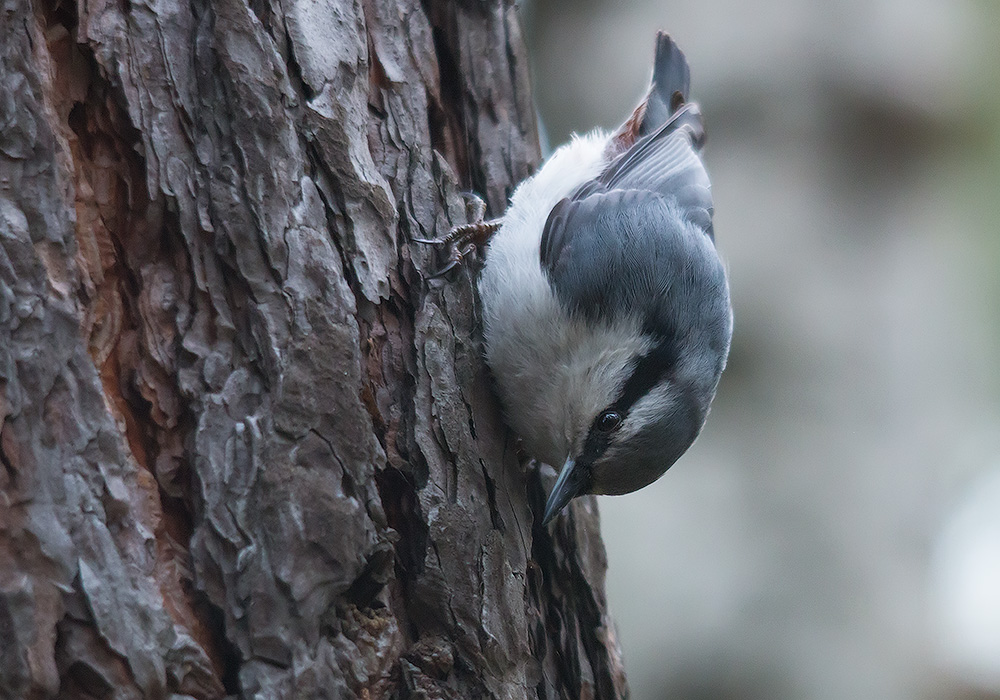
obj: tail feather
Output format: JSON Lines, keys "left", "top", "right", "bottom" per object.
{"left": 639, "top": 32, "right": 691, "bottom": 137}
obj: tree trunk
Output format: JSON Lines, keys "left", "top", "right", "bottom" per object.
{"left": 0, "top": 0, "right": 628, "bottom": 697}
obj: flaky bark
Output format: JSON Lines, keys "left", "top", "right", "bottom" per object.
{"left": 0, "top": 0, "right": 628, "bottom": 697}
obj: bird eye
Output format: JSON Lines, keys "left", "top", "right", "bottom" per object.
{"left": 597, "top": 410, "right": 623, "bottom": 433}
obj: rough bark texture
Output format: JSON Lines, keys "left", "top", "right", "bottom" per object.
{"left": 0, "top": 0, "right": 628, "bottom": 698}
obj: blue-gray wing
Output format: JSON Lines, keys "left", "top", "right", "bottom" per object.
{"left": 539, "top": 188, "right": 724, "bottom": 342}
{"left": 540, "top": 107, "right": 718, "bottom": 327}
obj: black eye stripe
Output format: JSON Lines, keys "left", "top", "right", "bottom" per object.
{"left": 611, "top": 340, "right": 678, "bottom": 417}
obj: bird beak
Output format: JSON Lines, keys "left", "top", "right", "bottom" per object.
{"left": 542, "top": 457, "right": 587, "bottom": 525}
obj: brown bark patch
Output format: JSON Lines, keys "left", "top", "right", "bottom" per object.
{"left": 39, "top": 6, "right": 225, "bottom": 696}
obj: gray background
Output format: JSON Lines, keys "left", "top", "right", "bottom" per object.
{"left": 522, "top": 1, "right": 1000, "bottom": 698}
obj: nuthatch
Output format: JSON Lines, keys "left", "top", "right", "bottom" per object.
{"left": 423, "top": 33, "right": 732, "bottom": 524}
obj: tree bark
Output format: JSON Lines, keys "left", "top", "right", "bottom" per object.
{"left": 0, "top": 0, "right": 628, "bottom": 697}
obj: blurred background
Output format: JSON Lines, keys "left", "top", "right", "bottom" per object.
{"left": 519, "top": 1, "right": 1000, "bottom": 699}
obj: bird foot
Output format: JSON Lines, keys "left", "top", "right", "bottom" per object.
{"left": 414, "top": 192, "right": 502, "bottom": 278}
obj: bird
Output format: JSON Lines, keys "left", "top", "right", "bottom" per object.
{"left": 423, "top": 32, "right": 732, "bottom": 525}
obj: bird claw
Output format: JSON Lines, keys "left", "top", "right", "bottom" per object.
{"left": 424, "top": 242, "right": 479, "bottom": 279}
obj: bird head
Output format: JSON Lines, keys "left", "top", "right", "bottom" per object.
{"left": 540, "top": 245, "right": 731, "bottom": 525}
